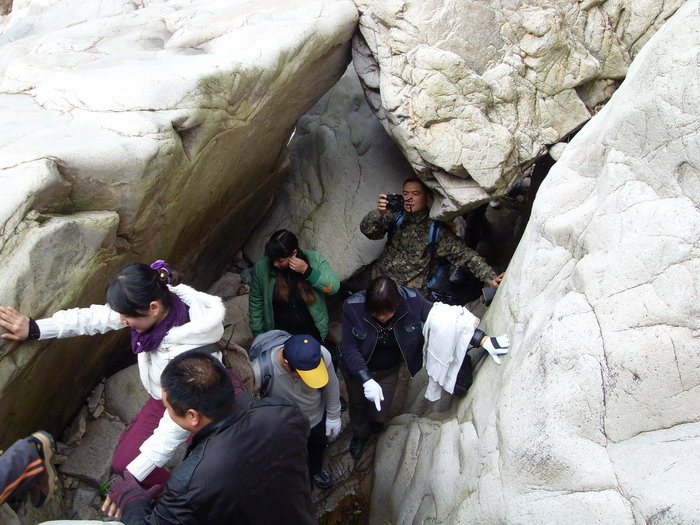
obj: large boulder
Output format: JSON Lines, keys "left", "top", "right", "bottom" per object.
{"left": 370, "top": 3, "right": 699, "bottom": 523}
{"left": 352, "top": 0, "right": 684, "bottom": 217}
{"left": 244, "top": 65, "right": 413, "bottom": 280}
{"left": 0, "top": 0, "right": 358, "bottom": 446}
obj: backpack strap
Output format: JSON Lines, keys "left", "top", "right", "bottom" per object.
{"left": 387, "top": 211, "right": 406, "bottom": 244}
{"left": 193, "top": 342, "right": 223, "bottom": 354}
{"left": 426, "top": 221, "right": 449, "bottom": 290}
{"left": 427, "top": 220, "right": 442, "bottom": 249}
{"left": 257, "top": 347, "right": 275, "bottom": 398}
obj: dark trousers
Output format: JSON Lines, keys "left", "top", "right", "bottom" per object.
{"left": 0, "top": 439, "right": 41, "bottom": 505}
{"left": 308, "top": 415, "right": 327, "bottom": 477}
{"left": 342, "top": 366, "right": 399, "bottom": 439}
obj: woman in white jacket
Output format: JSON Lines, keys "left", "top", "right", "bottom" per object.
{"left": 0, "top": 261, "right": 230, "bottom": 488}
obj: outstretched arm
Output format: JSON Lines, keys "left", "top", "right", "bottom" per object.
{"left": 0, "top": 306, "right": 30, "bottom": 341}
{"left": 436, "top": 228, "right": 499, "bottom": 284}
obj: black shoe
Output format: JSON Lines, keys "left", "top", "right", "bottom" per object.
{"left": 369, "top": 421, "right": 384, "bottom": 434}
{"left": 339, "top": 396, "right": 348, "bottom": 412}
{"left": 349, "top": 435, "right": 368, "bottom": 459}
{"left": 311, "top": 470, "right": 333, "bottom": 490}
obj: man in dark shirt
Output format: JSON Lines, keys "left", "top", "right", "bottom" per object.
{"left": 103, "top": 349, "right": 317, "bottom": 525}
{"left": 360, "top": 178, "right": 502, "bottom": 298}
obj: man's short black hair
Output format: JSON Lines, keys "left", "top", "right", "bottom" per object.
{"left": 161, "top": 350, "right": 234, "bottom": 420}
{"left": 403, "top": 177, "right": 433, "bottom": 196}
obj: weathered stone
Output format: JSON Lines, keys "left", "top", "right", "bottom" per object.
{"left": 0, "top": 0, "right": 358, "bottom": 446}
{"left": 104, "top": 364, "right": 149, "bottom": 425}
{"left": 370, "top": 3, "right": 700, "bottom": 523}
{"left": 69, "top": 483, "right": 99, "bottom": 520}
{"left": 222, "top": 294, "right": 254, "bottom": 349}
{"left": 243, "top": 66, "right": 413, "bottom": 280}
{"left": 0, "top": 504, "right": 20, "bottom": 525}
{"left": 61, "top": 406, "right": 88, "bottom": 446}
{"left": 59, "top": 418, "right": 125, "bottom": 487}
{"left": 73, "top": 506, "right": 102, "bottom": 521}
{"left": 352, "top": 0, "right": 684, "bottom": 217}
{"left": 86, "top": 380, "right": 104, "bottom": 414}
{"left": 207, "top": 272, "right": 242, "bottom": 301}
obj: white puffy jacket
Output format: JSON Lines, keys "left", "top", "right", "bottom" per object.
{"left": 37, "top": 284, "right": 225, "bottom": 481}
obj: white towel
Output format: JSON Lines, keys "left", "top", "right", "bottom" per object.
{"left": 422, "top": 302, "right": 479, "bottom": 401}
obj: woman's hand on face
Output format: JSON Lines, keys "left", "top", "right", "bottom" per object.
{"left": 288, "top": 255, "right": 309, "bottom": 275}
{"left": 0, "top": 306, "right": 30, "bottom": 341}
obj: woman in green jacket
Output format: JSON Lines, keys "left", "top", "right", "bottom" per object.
{"left": 249, "top": 230, "right": 339, "bottom": 342}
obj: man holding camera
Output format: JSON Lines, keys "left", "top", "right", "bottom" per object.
{"left": 360, "top": 178, "right": 502, "bottom": 299}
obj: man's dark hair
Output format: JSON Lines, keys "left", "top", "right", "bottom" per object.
{"left": 403, "top": 177, "right": 433, "bottom": 196}
{"left": 365, "top": 277, "right": 401, "bottom": 316}
{"left": 161, "top": 350, "right": 234, "bottom": 420}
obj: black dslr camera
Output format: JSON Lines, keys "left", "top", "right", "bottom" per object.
{"left": 385, "top": 193, "right": 404, "bottom": 213}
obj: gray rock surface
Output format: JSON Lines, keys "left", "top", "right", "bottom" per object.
{"left": 208, "top": 272, "right": 243, "bottom": 301}
{"left": 104, "top": 364, "right": 150, "bottom": 425}
{"left": 0, "top": 0, "right": 358, "bottom": 445}
{"left": 243, "top": 66, "right": 413, "bottom": 280}
{"left": 0, "top": 504, "right": 20, "bottom": 525}
{"left": 59, "top": 418, "right": 125, "bottom": 487}
{"left": 352, "top": 0, "right": 684, "bottom": 217}
{"left": 369, "top": 3, "right": 700, "bottom": 523}
{"left": 221, "top": 294, "right": 253, "bottom": 349}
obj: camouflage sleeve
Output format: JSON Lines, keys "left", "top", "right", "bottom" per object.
{"left": 360, "top": 209, "right": 393, "bottom": 240}
{"left": 436, "top": 227, "right": 497, "bottom": 283}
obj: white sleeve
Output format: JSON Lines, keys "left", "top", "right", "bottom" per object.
{"left": 36, "top": 304, "right": 124, "bottom": 339}
{"left": 126, "top": 407, "right": 191, "bottom": 481}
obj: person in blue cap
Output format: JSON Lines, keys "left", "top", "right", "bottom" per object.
{"left": 250, "top": 333, "right": 341, "bottom": 489}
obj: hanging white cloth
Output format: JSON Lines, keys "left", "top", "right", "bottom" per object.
{"left": 422, "top": 302, "right": 480, "bottom": 401}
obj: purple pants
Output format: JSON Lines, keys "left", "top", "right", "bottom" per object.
{"left": 0, "top": 439, "right": 41, "bottom": 504}
{"left": 111, "top": 370, "right": 245, "bottom": 488}
{"left": 111, "top": 396, "right": 172, "bottom": 488}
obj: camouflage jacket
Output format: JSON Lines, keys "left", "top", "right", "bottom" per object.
{"left": 360, "top": 209, "right": 497, "bottom": 295}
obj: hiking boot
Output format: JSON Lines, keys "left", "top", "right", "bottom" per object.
{"left": 25, "top": 431, "right": 58, "bottom": 508}
{"left": 349, "top": 435, "right": 368, "bottom": 459}
{"left": 311, "top": 470, "right": 333, "bottom": 490}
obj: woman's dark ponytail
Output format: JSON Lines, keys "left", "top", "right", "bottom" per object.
{"left": 105, "top": 261, "right": 183, "bottom": 316}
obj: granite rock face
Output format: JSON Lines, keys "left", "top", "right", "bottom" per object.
{"left": 244, "top": 65, "right": 414, "bottom": 281}
{"left": 352, "top": 0, "right": 684, "bottom": 217}
{"left": 0, "top": 0, "right": 358, "bottom": 445}
{"left": 370, "top": 3, "right": 700, "bottom": 523}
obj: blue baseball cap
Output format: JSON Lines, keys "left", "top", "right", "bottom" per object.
{"left": 283, "top": 335, "right": 328, "bottom": 389}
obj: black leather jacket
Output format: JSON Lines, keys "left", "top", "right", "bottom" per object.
{"left": 121, "top": 392, "right": 316, "bottom": 525}
{"left": 340, "top": 286, "right": 433, "bottom": 382}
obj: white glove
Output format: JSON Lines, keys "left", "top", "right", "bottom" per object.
{"left": 325, "top": 417, "right": 342, "bottom": 439}
{"left": 482, "top": 335, "right": 510, "bottom": 365}
{"left": 363, "top": 378, "right": 384, "bottom": 411}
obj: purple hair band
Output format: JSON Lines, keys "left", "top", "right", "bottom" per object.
{"left": 150, "top": 260, "right": 171, "bottom": 284}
